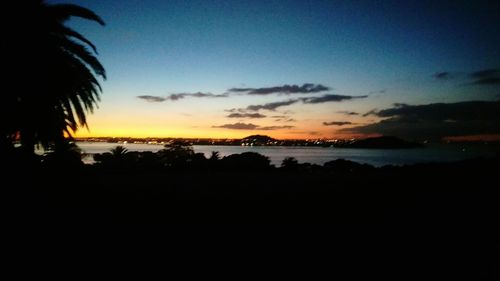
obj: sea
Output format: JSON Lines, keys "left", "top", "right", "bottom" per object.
{"left": 74, "top": 142, "right": 499, "bottom": 167}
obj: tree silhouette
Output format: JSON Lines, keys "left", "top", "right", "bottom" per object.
{"left": 110, "top": 146, "right": 128, "bottom": 157}
{"left": 157, "top": 141, "right": 195, "bottom": 169}
{"left": 1, "top": 1, "right": 106, "bottom": 153}
{"left": 209, "top": 151, "right": 220, "bottom": 161}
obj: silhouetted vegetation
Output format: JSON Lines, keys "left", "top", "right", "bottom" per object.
{"left": 1, "top": 1, "right": 105, "bottom": 155}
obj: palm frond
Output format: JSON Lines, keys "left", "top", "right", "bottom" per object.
{"left": 48, "top": 4, "right": 105, "bottom": 26}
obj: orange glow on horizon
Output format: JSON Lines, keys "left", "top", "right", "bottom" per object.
{"left": 73, "top": 126, "right": 362, "bottom": 140}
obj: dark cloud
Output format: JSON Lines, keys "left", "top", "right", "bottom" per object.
{"left": 271, "top": 115, "right": 287, "bottom": 118}
{"left": 227, "top": 113, "right": 266, "bottom": 118}
{"left": 138, "top": 92, "right": 228, "bottom": 102}
{"left": 167, "top": 92, "right": 228, "bottom": 101}
{"left": 469, "top": 68, "right": 500, "bottom": 85}
{"left": 225, "top": 108, "right": 245, "bottom": 113}
{"left": 137, "top": 95, "right": 166, "bottom": 102}
{"left": 241, "top": 94, "right": 366, "bottom": 112}
{"left": 259, "top": 125, "right": 295, "bottom": 130}
{"left": 228, "top": 83, "right": 330, "bottom": 95}
{"left": 338, "top": 111, "right": 359, "bottom": 116}
{"left": 302, "top": 94, "right": 367, "bottom": 104}
{"left": 285, "top": 118, "right": 296, "bottom": 122}
{"left": 246, "top": 99, "right": 299, "bottom": 111}
{"left": 323, "top": 121, "right": 354, "bottom": 126}
{"left": 212, "top": 123, "right": 294, "bottom": 130}
{"left": 434, "top": 72, "right": 451, "bottom": 80}
{"left": 471, "top": 69, "right": 499, "bottom": 79}
{"left": 363, "top": 109, "right": 379, "bottom": 117}
{"left": 342, "top": 101, "right": 500, "bottom": 140}
{"left": 212, "top": 123, "right": 259, "bottom": 130}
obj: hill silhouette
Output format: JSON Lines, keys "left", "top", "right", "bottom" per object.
{"left": 241, "top": 135, "right": 277, "bottom": 145}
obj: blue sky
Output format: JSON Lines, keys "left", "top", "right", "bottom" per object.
{"left": 49, "top": 0, "right": 500, "bottom": 139}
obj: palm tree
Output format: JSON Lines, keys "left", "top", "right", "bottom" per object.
{"left": 110, "top": 146, "right": 128, "bottom": 158}
{"left": 1, "top": 1, "right": 106, "bottom": 153}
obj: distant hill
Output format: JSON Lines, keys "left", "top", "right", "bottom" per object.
{"left": 343, "top": 136, "right": 423, "bottom": 149}
{"left": 241, "top": 135, "right": 277, "bottom": 145}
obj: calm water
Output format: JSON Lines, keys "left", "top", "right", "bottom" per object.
{"left": 75, "top": 142, "right": 499, "bottom": 167}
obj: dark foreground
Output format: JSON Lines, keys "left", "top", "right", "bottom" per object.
{"left": 6, "top": 157, "right": 499, "bottom": 225}
{"left": 4, "top": 157, "right": 499, "bottom": 278}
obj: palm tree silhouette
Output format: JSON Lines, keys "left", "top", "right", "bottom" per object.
{"left": 1, "top": 1, "right": 105, "bottom": 153}
{"left": 110, "top": 146, "right": 128, "bottom": 158}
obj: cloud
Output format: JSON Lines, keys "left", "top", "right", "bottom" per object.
{"left": 434, "top": 72, "right": 451, "bottom": 80}
{"left": 228, "top": 83, "right": 330, "bottom": 95}
{"left": 246, "top": 99, "right": 299, "bottom": 111}
{"left": 212, "top": 123, "right": 294, "bottom": 130}
{"left": 363, "top": 109, "right": 379, "bottom": 117}
{"left": 323, "top": 121, "right": 354, "bottom": 126}
{"left": 259, "top": 125, "right": 295, "bottom": 130}
{"left": 166, "top": 92, "right": 228, "bottom": 101}
{"left": 137, "top": 95, "right": 166, "bottom": 102}
{"left": 225, "top": 108, "right": 246, "bottom": 113}
{"left": 227, "top": 113, "right": 266, "bottom": 118}
{"left": 234, "top": 94, "right": 367, "bottom": 113}
{"left": 273, "top": 118, "right": 295, "bottom": 122}
{"left": 212, "top": 123, "right": 259, "bottom": 130}
{"left": 342, "top": 101, "right": 500, "bottom": 140}
{"left": 470, "top": 68, "right": 500, "bottom": 85}
{"left": 302, "top": 94, "right": 367, "bottom": 104}
{"left": 138, "top": 92, "right": 228, "bottom": 102}
{"left": 338, "top": 111, "right": 359, "bottom": 116}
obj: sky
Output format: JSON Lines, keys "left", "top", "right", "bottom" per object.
{"left": 49, "top": 0, "right": 500, "bottom": 140}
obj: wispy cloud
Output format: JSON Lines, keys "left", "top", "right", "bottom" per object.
{"left": 470, "top": 68, "right": 500, "bottom": 85}
{"left": 138, "top": 92, "right": 228, "bottom": 102}
{"left": 323, "top": 121, "right": 354, "bottom": 126}
{"left": 434, "top": 68, "right": 500, "bottom": 85}
{"left": 228, "top": 83, "right": 330, "bottom": 95}
{"left": 243, "top": 94, "right": 367, "bottom": 112}
{"left": 246, "top": 99, "right": 299, "bottom": 111}
{"left": 212, "top": 122, "right": 294, "bottom": 130}
{"left": 259, "top": 125, "right": 295, "bottom": 130}
{"left": 212, "top": 123, "right": 259, "bottom": 130}
{"left": 166, "top": 92, "right": 228, "bottom": 101}
{"left": 227, "top": 113, "right": 266, "bottom": 118}
{"left": 302, "top": 94, "right": 367, "bottom": 104}
{"left": 137, "top": 95, "right": 166, "bottom": 102}
{"left": 337, "top": 111, "right": 359, "bottom": 116}
{"left": 363, "top": 109, "right": 379, "bottom": 117}
{"left": 434, "top": 72, "right": 451, "bottom": 80}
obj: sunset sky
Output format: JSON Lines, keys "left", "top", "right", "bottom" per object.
{"left": 50, "top": 0, "right": 500, "bottom": 140}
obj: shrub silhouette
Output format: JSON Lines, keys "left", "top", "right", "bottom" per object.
{"left": 220, "top": 152, "right": 272, "bottom": 171}
{"left": 157, "top": 141, "right": 196, "bottom": 169}
{"left": 281, "top": 157, "right": 299, "bottom": 171}
{"left": 42, "top": 142, "right": 83, "bottom": 170}
{"left": 323, "top": 158, "right": 374, "bottom": 173}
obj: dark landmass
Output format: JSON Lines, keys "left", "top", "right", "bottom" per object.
{"left": 5, "top": 145, "right": 498, "bottom": 225}
{"left": 332, "top": 136, "right": 423, "bottom": 149}
{"left": 4, "top": 146, "right": 498, "bottom": 278}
